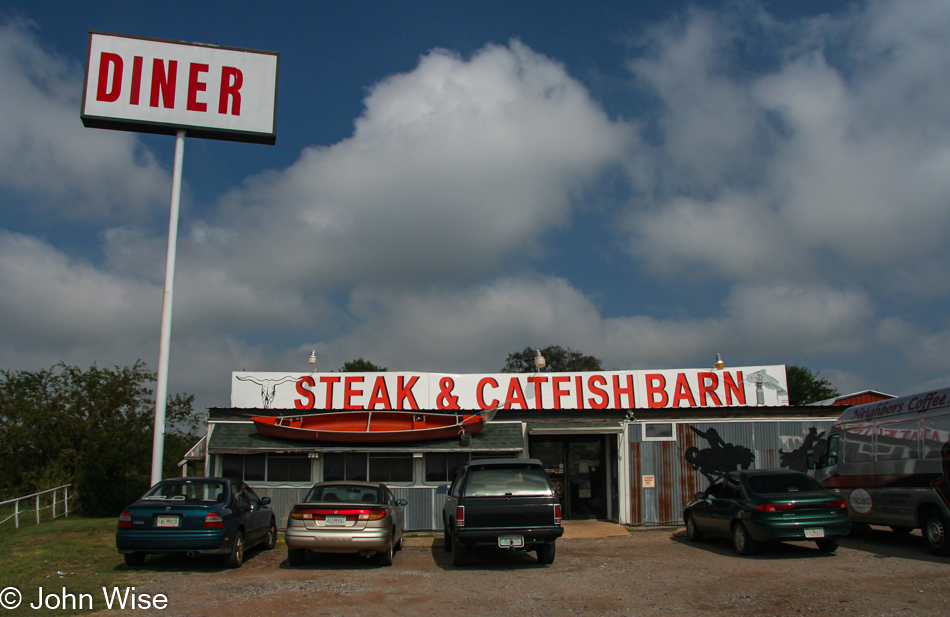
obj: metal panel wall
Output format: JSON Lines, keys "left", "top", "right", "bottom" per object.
{"left": 391, "top": 487, "right": 445, "bottom": 531}
{"left": 630, "top": 419, "right": 835, "bottom": 526}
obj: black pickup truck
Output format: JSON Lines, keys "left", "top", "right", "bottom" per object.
{"left": 442, "top": 458, "right": 563, "bottom": 566}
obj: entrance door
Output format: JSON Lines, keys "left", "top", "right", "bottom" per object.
{"left": 567, "top": 439, "right": 607, "bottom": 520}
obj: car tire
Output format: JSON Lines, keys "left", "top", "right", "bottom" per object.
{"left": 890, "top": 525, "right": 913, "bottom": 535}
{"left": 376, "top": 534, "right": 394, "bottom": 566}
{"left": 537, "top": 541, "right": 556, "bottom": 565}
{"left": 732, "top": 522, "right": 757, "bottom": 556}
{"left": 685, "top": 513, "right": 704, "bottom": 542}
{"left": 922, "top": 508, "right": 950, "bottom": 556}
{"left": 451, "top": 531, "right": 469, "bottom": 567}
{"left": 287, "top": 548, "right": 306, "bottom": 567}
{"left": 443, "top": 522, "right": 452, "bottom": 552}
{"left": 225, "top": 531, "right": 244, "bottom": 569}
{"left": 815, "top": 538, "right": 839, "bottom": 552}
{"left": 264, "top": 521, "right": 278, "bottom": 550}
{"left": 124, "top": 552, "right": 146, "bottom": 567}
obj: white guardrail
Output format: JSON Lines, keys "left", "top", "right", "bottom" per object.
{"left": 0, "top": 485, "right": 72, "bottom": 528}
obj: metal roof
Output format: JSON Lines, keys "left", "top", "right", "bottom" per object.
{"left": 206, "top": 420, "right": 525, "bottom": 454}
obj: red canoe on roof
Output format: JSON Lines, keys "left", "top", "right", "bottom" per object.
{"left": 250, "top": 409, "right": 495, "bottom": 443}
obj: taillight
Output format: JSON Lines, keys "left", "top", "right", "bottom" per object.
{"left": 554, "top": 503, "right": 562, "bottom": 526}
{"left": 118, "top": 512, "right": 132, "bottom": 529}
{"left": 456, "top": 505, "right": 465, "bottom": 527}
{"left": 754, "top": 503, "right": 795, "bottom": 512}
{"left": 203, "top": 513, "right": 225, "bottom": 529}
{"left": 826, "top": 499, "right": 847, "bottom": 509}
{"left": 289, "top": 507, "right": 386, "bottom": 521}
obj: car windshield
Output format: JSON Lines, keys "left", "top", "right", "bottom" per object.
{"left": 465, "top": 466, "right": 553, "bottom": 497}
{"left": 305, "top": 484, "right": 382, "bottom": 504}
{"left": 747, "top": 473, "right": 825, "bottom": 495}
{"left": 142, "top": 481, "right": 226, "bottom": 503}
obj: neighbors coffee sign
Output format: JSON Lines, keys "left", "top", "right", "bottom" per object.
{"left": 230, "top": 366, "right": 790, "bottom": 411}
{"left": 81, "top": 31, "right": 279, "bottom": 144}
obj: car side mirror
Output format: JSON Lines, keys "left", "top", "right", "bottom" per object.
{"left": 806, "top": 450, "right": 816, "bottom": 470}
{"left": 694, "top": 492, "right": 704, "bottom": 500}
{"left": 397, "top": 499, "right": 408, "bottom": 506}
{"left": 261, "top": 497, "right": 271, "bottom": 506}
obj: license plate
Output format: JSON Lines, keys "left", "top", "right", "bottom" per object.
{"left": 498, "top": 535, "right": 524, "bottom": 548}
{"left": 804, "top": 528, "right": 825, "bottom": 538}
{"left": 325, "top": 515, "right": 347, "bottom": 526}
{"left": 156, "top": 515, "right": 179, "bottom": 528}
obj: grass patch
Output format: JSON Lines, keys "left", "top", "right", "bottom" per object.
{"left": 0, "top": 517, "right": 135, "bottom": 616}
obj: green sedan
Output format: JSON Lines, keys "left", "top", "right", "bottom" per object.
{"left": 683, "top": 469, "right": 851, "bottom": 556}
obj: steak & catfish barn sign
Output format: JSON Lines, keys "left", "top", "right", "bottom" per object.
{"left": 230, "top": 366, "right": 789, "bottom": 411}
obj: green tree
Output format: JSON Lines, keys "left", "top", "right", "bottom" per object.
{"left": 0, "top": 362, "right": 200, "bottom": 516}
{"left": 501, "top": 345, "right": 603, "bottom": 373}
{"left": 786, "top": 365, "right": 840, "bottom": 406}
{"left": 339, "top": 358, "right": 388, "bottom": 372}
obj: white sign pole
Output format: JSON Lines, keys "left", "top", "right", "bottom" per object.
{"left": 151, "top": 129, "right": 186, "bottom": 486}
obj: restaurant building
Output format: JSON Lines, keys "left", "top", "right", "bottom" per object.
{"left": 184, "top": 365, "right": 886, "bottom": 530}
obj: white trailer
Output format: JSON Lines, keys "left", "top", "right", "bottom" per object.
{"left": 811, "top": 387, "right": 950, "bottom": 556}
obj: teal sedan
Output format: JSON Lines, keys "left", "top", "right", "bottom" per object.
{"left": 116, "top": 477, "right": 277, "bottom": 568}
{"left": 683, "top": 469, "right": 850, "bottom": 556}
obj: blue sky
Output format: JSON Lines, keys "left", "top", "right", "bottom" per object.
{"left": 2, "top": 0, "right": 949, "bottom": 413}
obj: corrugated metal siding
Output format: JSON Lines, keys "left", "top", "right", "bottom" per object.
{"left": 630, "top": 419, "right": 836, "bottom": 526}
{"left": 251, "top": 486, "right": 310, "bottom": 530}
{"left": 251, "top": 485, "right": 444, "bottom": 531}
{"left": 391, "top": 487, "right": 444, "bottom": 531}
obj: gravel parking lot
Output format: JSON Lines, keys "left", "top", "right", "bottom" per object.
{"left": 122, "top": 525, "right": 950, "bottom": 617}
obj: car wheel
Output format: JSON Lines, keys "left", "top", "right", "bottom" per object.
{"left": 815, "top": 538, "right": 839, "bottom": 552}
{"left": 732, "top": 522, "right": 757, "bottom": 556}
{"left": 890, "top": 525, "right": 913, "bottom": 535}
{"left": 685, "top": 513, "right": 704, "bottom": 542}
{"left": 537, "top": 541, "right": 556, "bottom": 565}
{"left": 264, "top": 521, "right": 278, "bottom": 550}
{"left": 451, "top": 531, "right": 469, "bottom": 567}
{"left": 287, "top": 548, "right": 306, "bottom": 567}
{"left": 376, "top": 534, "right": 394, "bottom": 566}
{"left": 923, "top": 508, "right": 950, "bottom": 556}
{"left": 225, "top": 531, "right": 245, "bottom": 569}
{"left": 124, "top": 552, "right": 146, "bottom": 567}
{"left": 443, "top": 521, "right": 452, "bottom": 552}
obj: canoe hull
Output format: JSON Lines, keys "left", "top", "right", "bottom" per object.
{"left": 250, "top": 410, "right": 486, "bottom": 443}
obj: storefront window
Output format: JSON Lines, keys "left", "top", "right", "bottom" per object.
{"left": 425, "top": 453, "right": 470, "bottom": 483}
{"left": 369, "top": 454, "right": 413, "bottom": 483}
{"left": 266, "top": 455, "right": 311, "bottom": 482}
{"left": 323, "top": 453, "right": 368, "bottom": 482}
{"left": 221, "top": 453, "right": 265, "bottom": 481}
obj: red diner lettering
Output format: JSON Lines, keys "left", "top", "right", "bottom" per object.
{"left": 219, "top": 66, "right": 243, "bottom": 115}
{"left": 294, "top": 376, "right": 315, "bottom": 410}
{"left": 646, "top": 374, "right": 669, "bottom": 408}
{"left": 612, "top": 374, "right": 635, "bottom": 408}
{"left": 319, "top": 375, "right": 340, "bottom": 410}
{"left": 96, "top": 52, "right": 123, "bottom": 102}
{"left": 671, "top": 373, "right": 697, "bottom": 407}
{"left": 552, "top": 376, "right": 571, "bottom": 410}
{"left": 587, "top": 375, "right": 608, "bottom": 409}
{"left": 477, "top": 377, "right": 499, "bottom": 409}
{"left": 697, "top": 372, "right": 723, "bottom": 406}
{"left": 527, "top": 375, "right": 548, "bottom": 409}
{"left": 366, "top": 376, "right": 391, "bottom": 409}
{"left": 187, "top": 62, "right": 209, "bottom": 112}
{"left": 505, "top": 378, "right": 528, "bottom": 409}
{"left": 150, "top": 58, "right": 177, "bottom": 108}
{"left": 130, "top": 56, "right": 143, "bottom": 105}
{"left": 397, "top": 376, "right": 419, "bottom": 410}
{"left": 343, "top": 376, "right": 364, "bottom": 410}
{"left": 724, "top": 371, "right": 746, "bottom": 405}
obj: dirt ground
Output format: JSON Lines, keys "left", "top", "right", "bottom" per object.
{"left": 116, "top": 525, "right": 949, "bottom": 617}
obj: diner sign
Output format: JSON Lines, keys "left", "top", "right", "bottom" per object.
{"left": 230, "top": 366, "right": 789, "bottom": 411}
{"left": 81, "top": 31, "right": 279, "bottom": 144}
